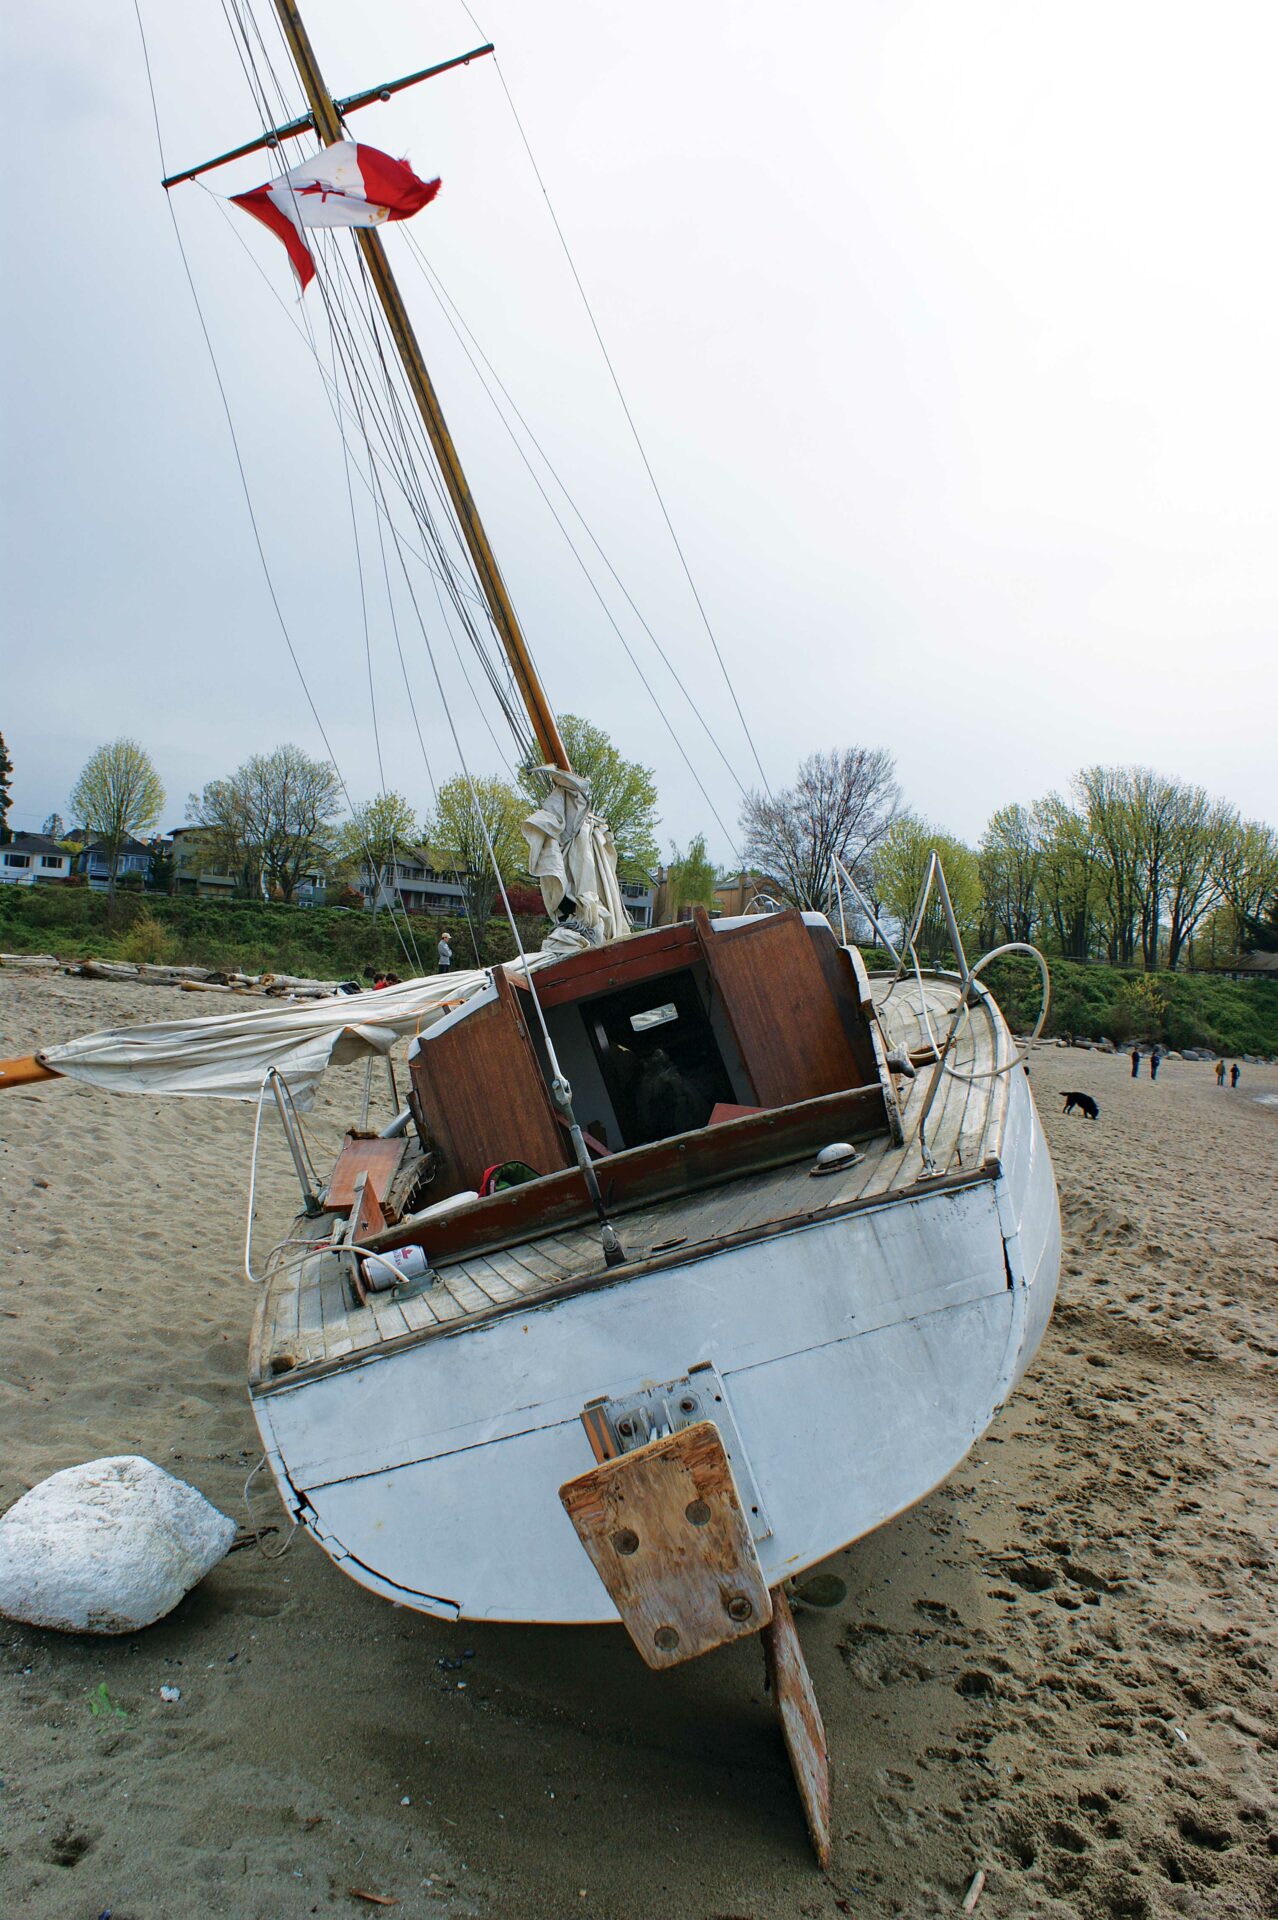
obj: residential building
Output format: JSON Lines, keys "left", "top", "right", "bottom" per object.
{"left": 357, "top": 848, "right": 471, "bottom": 916}
{"left": 168, "top": 826, "right": 237, "bottom": 898}
{"left": 620, "top": 876, "right": 656, "bottom": 927}
{"left": 70, "top": 832, "right": 156, "bottom": 890}
{"left": 165, "top": 827, "right": 327, "bottom": 902}
{"left": 0, "top": 833, "right": 73, "bottom": 886}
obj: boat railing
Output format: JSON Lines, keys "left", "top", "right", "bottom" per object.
{"left": 828, "top": 853, "right": 1051, "bottom": 1173}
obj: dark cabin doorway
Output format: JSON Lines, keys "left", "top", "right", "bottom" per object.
{"left": 583, "top": 969, "right": 737, "bottom": 1149}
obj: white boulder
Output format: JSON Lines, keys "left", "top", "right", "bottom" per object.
{"left": 0, "top": 1456, "right": 236, "bottom": 1634}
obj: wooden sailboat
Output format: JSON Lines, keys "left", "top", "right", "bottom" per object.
{"left": 2, "top": 1, "right": 1061, "bottom": 1865}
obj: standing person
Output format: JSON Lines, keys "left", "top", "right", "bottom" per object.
{"left": 437, "top": 929, "right": 453, "bottom": 974}
{"left": 1230, "top": 1061, "right": 1241, "bottom": 1089}
{"left": 1149, "top": 1047, "right": 1162, "bottom": 1081}
{"left": 1215, "top": 1059, "right": 1226, "bottom": 1087}
{"left": 1130, "top": 1046, "right": 1141, "bottom": 1078}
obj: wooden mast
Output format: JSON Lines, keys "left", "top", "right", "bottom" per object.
{"left": 271, "top": 0, "right": 569, "bottom": 774}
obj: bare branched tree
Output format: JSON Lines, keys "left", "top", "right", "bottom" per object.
{"left": 738, "top": 747, "right": 900, "bottom": 910}
{"left": 188, "top": 744, "right": 342, "bottom": 901}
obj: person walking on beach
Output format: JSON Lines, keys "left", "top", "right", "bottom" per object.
{"left": 1215, "top": 1059, "right": 1226, "bottom": 1086}
{"left": 437, "top": 930, "right": 453, "bottom": 974}
{"left": 1230, "top": 1061, "right": 1241, "bottom": 1089}
{"left": 1131, "top": 1046, "right": 1140, "bottom": 1078}
{"left": 1149, "top": 1047, "right": 1162, "bottom": 1081}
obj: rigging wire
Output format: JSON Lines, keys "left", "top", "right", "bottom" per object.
{"left": 132, "top": 0, "right": 423, "bottom": 976}
{"left": 459, "top": 0, "right": 773, "bottom": 800}
{"left": 398, "top": 233, "right": 745, "bottom": 858}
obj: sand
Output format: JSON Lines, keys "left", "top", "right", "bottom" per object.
{"left": 1, "top": 968, "right": 1276, "bottom": 1920}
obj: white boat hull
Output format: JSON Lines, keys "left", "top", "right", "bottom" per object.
{"left": 254, "top": 1062, "right": 1058, "bottom": 1624}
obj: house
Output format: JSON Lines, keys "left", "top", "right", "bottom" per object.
{"left": 70, "top": 832, "right": 156, "bottom": 890}
{"left": 619, "top": 876, "right": 656, "bottom": 927}
{"left": 357, "top": 848, "right": 472, "bottom": 916}
{"left": 167, "top": 826, "right": 237, "bottom": 898}
{"left": 0, "top": 832, "right": 73, "bottom": 886}
{"left": 166, "top": 827, "right": 327, "bottom": 903}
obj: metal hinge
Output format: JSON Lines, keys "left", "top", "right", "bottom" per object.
{"left": 580, "top": 1360, "right": 772, "bottom": 1542}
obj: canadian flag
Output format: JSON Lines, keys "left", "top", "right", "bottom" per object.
{"left": 232, "top": 141, "right": 440, "bottom": 291}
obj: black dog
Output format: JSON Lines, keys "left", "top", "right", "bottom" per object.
{"left": 1061, "top": 1091, "right": 1099, "bottom": 1120}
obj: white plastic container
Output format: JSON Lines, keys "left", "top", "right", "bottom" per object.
{"left": 361, "top": 1243, "right": 431, "bottom": 1291}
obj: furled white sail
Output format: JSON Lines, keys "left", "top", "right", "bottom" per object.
{"left": 522, "top": 768, "right": 630, "bottom": 943}
{"left": 35, "top": 938, "right": 591, "bottom": 1107}
{"left": 39, "top": 972, "right": 486, "bottom": 1107}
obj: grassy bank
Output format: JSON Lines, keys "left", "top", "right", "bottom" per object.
{"left": 982, "top": 954, "right": 1278, "bottom": 1057}
{"left": 0, "top": 887, "right": 545, "bottom": 978}
{"left": 2, "top": 890, "right": 1274, "bottom": 1055}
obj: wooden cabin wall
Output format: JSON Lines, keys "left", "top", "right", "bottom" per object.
{"left": 409, "top": 970, "right": 571, "bottom": 1195}
{"left": 693, "top": 909, "right": 877, "bottom": 1107}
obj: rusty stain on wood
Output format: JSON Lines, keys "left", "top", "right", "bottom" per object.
{"left": 559, "top": 1421, "right": 772, "bottom": 1669}
{"left": 763, "top": 1583, "right": 832, "bottom": 1870}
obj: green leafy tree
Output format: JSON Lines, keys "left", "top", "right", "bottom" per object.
{"left": 429, "top": 775, "right": 526, "bottom": 928}
{"left": 42, "top": 811, "right": 66, "bottom": 841}
{"left": 0, "top": 733, "right": 13, "bottom": 845}
{"left": 666, "top": 833, "right": 718, "bottom": 918}
{"left": 70, "top": 739, "right": 165, "bottom": 895}
{"left": 335, "top": 791, "right": 422, "bottom": 917}
{"left": 873, "top": 814, "right": 981, "bottom": 964}
{"left": 519, "top": 714, "right": 659, "bottom": 880}
{"left": 978, "top": 802, "right": 1040, "bottom": 947}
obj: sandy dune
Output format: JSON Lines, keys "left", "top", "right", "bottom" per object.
{"left": 1, "top": 969, "right": 1275, "bottom": 1919}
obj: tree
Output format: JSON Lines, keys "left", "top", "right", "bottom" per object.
{"left": 666, "top": 834, "right": 718, "bottom": 918}
{"left": 71, "top": 739, "right": 165, "bottom": 894}
{"left": 335, "top": 791, "right": 421, "bottom": 916}
{"left": 186, "top": 778, "right": 261, "bottom": 897}
{"left": 1162, "top": 788, "right": 1231, "bottom": 970}
{"left": 739, "top": 746, "right": 900, "bottom": 910}
{"left": 187, "top": 745, "right": 341, "bottom": 902}
{"left": 1033, "top": 794, "right": 1100, "bottom": 961}
{"left": 873, "top": 814, "right": 981, "bottom": 964}
{"left": 978, "top": 803, "right": 1040, "bottom": 947}
{"left": 42, "top": 812, "right": 66, "bottom": 842}
{"left": 1217, "top": 819, "right": 1278, "bottom": 953}
{"left": 518, "top": 714, "right": 659, "bottom": 881}
{"left": 0, "top": 733, "right": 12, "bottom": 845}
{"left": 1074, "top": 766, "right": 1142, "bottom": 965}
{"left": 428, "top": 775, "right": 526, "bottom": 928}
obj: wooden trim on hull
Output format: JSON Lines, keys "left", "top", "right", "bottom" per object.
{"left": 250, "top": 1160, "right": 996, "bottom": 1396}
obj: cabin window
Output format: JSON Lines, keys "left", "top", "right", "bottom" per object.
{"left": 630, "top": 1002, "right": 678, "bottom": 1033}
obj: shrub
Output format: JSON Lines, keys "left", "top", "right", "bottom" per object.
{"left": 115, "top": 908, "right": 178, "bottom": 965}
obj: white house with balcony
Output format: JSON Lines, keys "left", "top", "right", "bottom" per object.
{"left": 0, "top": 833, "right": 73, "bottom": 885}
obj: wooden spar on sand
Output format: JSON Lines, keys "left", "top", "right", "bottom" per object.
{"left": 0, "top": 1056, "right": 60, "bottom": 1088}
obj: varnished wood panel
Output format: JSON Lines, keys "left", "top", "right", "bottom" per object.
{"left": 325, "top": 1135, "right": 407, "bottom": 1212}
{"left": 695, "top": 908, "right": 873, "bottom": 1108}
{"left": 409, "top": 969, "right": 570, "bottom": 1195}
{"left": 371, "top": 1081, "right": 886, "bottom": 1265}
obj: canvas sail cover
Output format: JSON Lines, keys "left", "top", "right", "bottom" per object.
{"left": 522, "top": 768, "right": 630, "bottom": 943}
{"left": 39, "top": 968, "right": 511, "bottom": 1108}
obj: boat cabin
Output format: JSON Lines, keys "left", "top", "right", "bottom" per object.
{"left": 395, "top": 908, "right": 895, "bottom": 1264}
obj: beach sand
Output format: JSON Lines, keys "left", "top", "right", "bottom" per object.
{"left": 2, "top": 969, "right": 1275, "bottom": 1920}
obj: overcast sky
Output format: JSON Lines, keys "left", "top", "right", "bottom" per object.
{"left": 4, "top": 0, "right": 1276, "bottom": 864}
